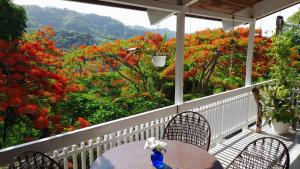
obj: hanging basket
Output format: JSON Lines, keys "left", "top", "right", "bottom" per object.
{"left": 152, "top": 55, "right": 166, "bottom": 67}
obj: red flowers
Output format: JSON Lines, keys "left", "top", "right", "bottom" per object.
{"left": 34, "top": 115, "right": 49, "bottom": 129}
{"left": 48, "top": 115, "right": 61, "bottom": 124}
{"left": 30, "top": 68, "right": 42, "bottom": 77}
{"left": 25, "top": 104, "right": 38, "bottom": 111}
{"left": 0, "top": 116, "right": 4, "bottom": 123}
{"left": 0, "top": 26, "right": 76, "bottom": 135}
{"left": 7, "top": 97, "right": 22, "bottom": 106}
{"left": 41, "top": 108, "right": 49, "bottom": 115}
{"left": 77, "top": 117, "right": 90, "bottom": 128}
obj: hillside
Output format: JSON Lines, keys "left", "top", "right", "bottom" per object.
{"left": 24, "top": 5, "right": 175, "bottom": 49}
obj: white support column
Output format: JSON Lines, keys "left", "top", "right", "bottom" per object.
{"left": 245, "top": 18, "right": 256, "bottom": 86}
{"left": 175, "top": 11, "right": 185, "bottom": 104}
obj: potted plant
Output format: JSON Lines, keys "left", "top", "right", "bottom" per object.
{"left": 260, "top": 85, "right": 296, "bottom": 134}
{"left": 152, "top": 55, "right": 166, "bottom": 68}
{"left": 259, "top": 36, "right": 299, "bottom": 134}
{"left": 145, "top": 33, "right": 168, "bottom": 67}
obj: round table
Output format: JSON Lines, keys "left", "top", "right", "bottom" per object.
{"left": 91, "top": 140, "right": 223, "bottom": 169}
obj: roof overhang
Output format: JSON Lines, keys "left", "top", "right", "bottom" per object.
{"left": 68, "top": 0, "right": 300, "bottom": 28}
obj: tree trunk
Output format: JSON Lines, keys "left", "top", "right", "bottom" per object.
{"left": 200, "top": 56, "right": 218, "bottom": 96}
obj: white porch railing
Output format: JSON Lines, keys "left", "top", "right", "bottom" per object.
{"left": 291, "top": 81, "right": 300, "bottom": 107}
{"left": 0, "top": 80, "right": 274, "bottom": 168}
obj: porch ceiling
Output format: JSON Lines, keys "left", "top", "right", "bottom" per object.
{"left": 67, "top": 0, "right": 300, "bottom": 21}
{"left": 191, "top": 0, "right": 262, "bottom": 15}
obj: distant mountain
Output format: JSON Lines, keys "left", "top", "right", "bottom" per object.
{"left": 24, "top": 5, "right": 175, "bottom": 49}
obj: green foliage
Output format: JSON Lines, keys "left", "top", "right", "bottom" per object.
{"left": 260, "top": 32, "right": 300, "bottom": 124}
{"left": 54, "top": 30, "right": 97, "bottom": 50}
{"left": 0, "top": 117, "right": 40, "bottom": 148}
{"left": 0, "top": 0, "right": 27, "bottom": 40}
{"left": 287, "top": 9, "right": 300, "bottom": 25}
{"left": 270, "top": 36, "right": 299, "bottom": 86}
{"left": 260, "top": 85, "right": 295, "bottom": 123}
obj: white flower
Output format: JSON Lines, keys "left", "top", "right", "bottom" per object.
{"left": 144, "top": 137, "right": 167, "bottom": 152}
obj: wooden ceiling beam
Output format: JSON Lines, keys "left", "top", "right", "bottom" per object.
{"left": 67, "top": 0, "right": 184, "bottom": 12}
{"left": 221, "top": 0, "right": 254, "bottom": 8}
{"left": 68, "top": 0, "right": 252, "bottom": 22}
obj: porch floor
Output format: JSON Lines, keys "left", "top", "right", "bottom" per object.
{"left": 209, "top": 125, "right": 300, "bottom": 169}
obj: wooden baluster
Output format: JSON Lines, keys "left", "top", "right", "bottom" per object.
{"left": 116, "top": 131, "right": 122, "bottom": 146}
{"left": 63, "top": 147, "right": 68, "bottom": 169}
{"left": 123, "top": 129, "right": 128, "bottom": 144}
{"left": 155, "top": 119, "right": 159, "bottom": 138}
{"left": 145, "top": 123, "right": 149, "bottom": 139}
{"left": 150, "top": 121, "right": 155, "bottom": 137}
{"left": 103, "top": 135, "right": 108, "bottom": 152}
{"left": 96, "top": 137, "right": 101, "bottom": 157}
{"left": 88, "top": 140, "right": 94, "bottom": 167}
{"left": 160, "top": 118, "right": 164, "bottom": 139}
{"left": 129, "top": 127, "right": 134, "bottom": 143}
{"left": 72, "top": 145, "right": 78, "bottom": 169}
{"left": 80, "top": 142, "right": 86, "bottom": 169}
{"left": 140, "top": 124, "right": 144, "bottom": 140}
{"left": 134, "top": 126, "right": 139, "bottom": 141}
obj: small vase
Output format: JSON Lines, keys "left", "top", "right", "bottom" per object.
{"left": 151, "top": 149, "right": 164, "bottom": 169}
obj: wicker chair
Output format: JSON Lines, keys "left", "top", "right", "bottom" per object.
{"left": 9, "top": 151, "right": 63, "bottom": 169}
{"left": 162, "top": 111, "right": 211, "bottom": 151}
{"left": 226, "top": 137, "right": 290, "bottom": 169}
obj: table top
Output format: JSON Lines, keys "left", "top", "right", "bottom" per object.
{"left": 91, "top": 140, "right": 224, "bottom": 169}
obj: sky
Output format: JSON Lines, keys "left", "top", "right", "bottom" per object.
{"left": 13, "top": 0, "right": 300, "bottom": 35}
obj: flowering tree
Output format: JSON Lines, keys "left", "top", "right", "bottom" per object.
{"left": 163, "top": 28, "right": 273, "bottom": 96}
{"left": 63, "top": 32, "right": 174, "bottom": 96}
{"left": 0, "top": 24, "right": 275, "bottom": 147}
{"left": 0, "top": 27, "right": 79, "bottom": 146}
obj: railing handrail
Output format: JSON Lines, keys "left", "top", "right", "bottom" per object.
{"left": 291, "top": 81, "right": 300, "bottom": 87}
{"left": 179, "top": 80, "right": 274, "bottom": 111}
{"left": 0, "top": 105, "right": 177, "bottom": 164}
{"left": 0, "top": 79, "right": 275, "bottom": 165}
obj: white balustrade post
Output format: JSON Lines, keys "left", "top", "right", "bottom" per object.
{"left": 80, "top": 142, "right": 86, "bottom": 169}
{"left": 150, "top": 121, "right": 155, "bottom": 137}
{"left": 155, "top": 119, "right": 160, "bottom": 138}
{"left": 116, "top": 131, "right": 122, "bottom": 146}
{"left": 123, "top": 129, "right": 128, "bottom": 143}
{"left": 53, "top": 150, "right": 59, "bottom": 164}
{"left": 140, "top": 124, "right": 144, "bottom": 140}
{"left": 219, "top": 100, "right": 225, "bottom": 143}
{"left": 103, "top": 135, "right": 108, "bottom": 152}
{"left": 159, "top": 118, "right": 164, "bottom": 139}
{"left": 88, "top": 140, "right": 94, "bottom": 167}
{"left": 145, "top": 123, "right": 150, "bottom": 139}
{"left": 129, "top": 127, "right": 134, "bottom": 142}
{"left": 96, "top": 137, "right": 101, "bottom": 157}
{"left": 134, "top": 126, "right": 139, "bottom": 141}
{"left": 72, "top": 145, "right": 78, "bottom": 169}
{"left": 245, "top": 18, "right": 256, "bottom": 86}
{"left": 244, "top": 93, "right": 251, "bottom": 129}
{"left": 175, "top": 11, "right": 185, "bottom": 104}
{"left": 63, "top": 147, "right": 68, "bottom": 169}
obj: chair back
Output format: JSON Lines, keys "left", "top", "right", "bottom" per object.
{"left": 9, "top": 151, "right": 63, "bottom": 169}
{"left": 227, "top": 137, "right": 290, "bottom": 169}
{"left": 162, "top": 111, "right": 211, "bottom": 151}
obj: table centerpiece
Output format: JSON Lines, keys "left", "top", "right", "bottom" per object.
{"left": 144, "top": 137, "right": 167, "bottom": 169}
